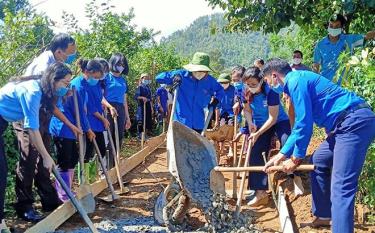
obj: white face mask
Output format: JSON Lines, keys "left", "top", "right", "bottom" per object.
{"left": 328, "top": 27, "right": 342, "bottom": 37}
{"left": 116, "top": 65, "right": 124, "bottom": 73}
{"left": 221, "top": 83, "right": 230, "bottom": 89}
{"left": 248, "top": 80, "right": 263, "bottom": 94}
{"left": 293, "top": 58, "right": 302, "bottom": 65}
{"left": 192, "top": 71, "right": 206, "bottom": 80}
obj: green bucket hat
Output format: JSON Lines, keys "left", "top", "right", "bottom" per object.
{"left": 217, "top": 73, "right": 231, "bottom": 83}
{"left": 183, "top": 52, "right": 212, "bottom": 72}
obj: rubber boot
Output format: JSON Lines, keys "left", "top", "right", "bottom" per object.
{"left": 84, "top": 162, "right": 97, "bottom": 184}
{"left": 99, "top": 155, "right": 107, "bottom": 180}
{"left": 54, "top": 169, "right": 71, "bottom": 202}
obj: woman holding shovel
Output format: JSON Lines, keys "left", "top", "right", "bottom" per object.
{"left": 104, "top": 53, "right": 131, "bottom": 168}
{"left": 242, "top": 66, "right": 292, "bottom": 207}
{"left": 49, "top": 59, "right": 102, "bottom": 202}
{"left": 135, "top": 73, "right": 153, "bottom": 140}
{"left": 78, "top": 59, "right": 110, "bottom": 183}
{"left": 0, "top": 62, "right": 71, "bottom": 232}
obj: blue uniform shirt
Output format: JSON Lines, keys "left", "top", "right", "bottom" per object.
{"left": 250, "top": 84, "right": 289, "bottom": 128}
{"left": 156, "top": 87, "right": 169, "bottom": 112}
{"left": 156, "top": 69, "right": 224, "bottom": 129}
{"left": 24, "top": 50, "right": 56, "bottom": 76}
{"left": 281, "top": 70, "right": 365, "bottom": 158}
{"left": 86, "top": 82, "right": 105, "bottom": 132}
{"left": 0, "top": 80, "right": 42, "bottom": 129}
{"left": 313, "top": 34, "right": 364, "bottom": 81}
{"left": 218, "top": 85, "right": 235, "bottom": 117}
{"left": 104, "top": 72, "right": 128, "bottom": 104}
{"left": 49, "top": 76, "right": 90, "bottom": 139}
{"left": 134, "top": 84, "right": 152, "bottom": 121}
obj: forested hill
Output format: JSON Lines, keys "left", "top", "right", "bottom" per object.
{"left": 161, "top": 13, "right": 269, "bottom": 71}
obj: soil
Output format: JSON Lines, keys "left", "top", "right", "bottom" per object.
{"left": 7, "top": 135, "right": 375, "bottom": 233}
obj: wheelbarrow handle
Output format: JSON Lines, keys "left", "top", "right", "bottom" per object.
{"left": 214, "top": 164, "right": 315, "bottom": 172}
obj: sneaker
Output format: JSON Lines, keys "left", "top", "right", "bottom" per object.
{"left": 0, "top": 220, "right": 10, "bottom": 233}
{"left": 247, "top": 191, "right": 269, "bottom": 207}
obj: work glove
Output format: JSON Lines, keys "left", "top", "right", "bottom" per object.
{"left": 172, "top": 74, "right": 182, "bottom": 89}
{"left": 208, "top": 97, "right": 219, "bottom": 109}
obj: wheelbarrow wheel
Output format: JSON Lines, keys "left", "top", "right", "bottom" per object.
{"left": 154, "top": 180, "right": 180, "bottom": 225}
{"left": 162, "top": 190, "right": 189, "bottom": 232}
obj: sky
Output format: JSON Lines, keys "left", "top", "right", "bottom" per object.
{"left": 29, "top": 0, "right": 223, "bottom": 40}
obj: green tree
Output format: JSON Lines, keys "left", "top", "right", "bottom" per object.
{"left": 0, "top": 0, "right": 29, "bottom": 20}
{"left": 206, "top": 0, "right": 375, "bottom": 34}
{"left": 0, "top": 8, "right": 53, "bottom": 84}
{"left": 162, "top": 13, "right": 270, "bottom": 69}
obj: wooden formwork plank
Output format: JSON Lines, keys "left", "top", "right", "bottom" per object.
{"left": 25, "top": 134, "right": 166, "bottom": 233}
{"left": 278, "top": 186, "right": 294, "bottom": 233}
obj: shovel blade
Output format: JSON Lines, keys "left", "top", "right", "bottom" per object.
{"left": 77, "top": 185, "right": 96, "bottom": 214}
{"left": 210, "top": 170, "right": 226, "bottom": 195}
{"left": 99, "top": 193, "right": 120, "bottom": 203}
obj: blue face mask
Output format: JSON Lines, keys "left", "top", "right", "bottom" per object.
{"left": 87, "top": 77, "right": 99, "bottom": 86}
{"left": 271, "top": 78, "right": 284, "bottom": 94}
{"left": 55, "top": 87, "right": 69, "bottom": 97}
{"left": 142, "top": 80, "right": 151, "bottom": 85}
{"left": 65, "top": 53, "right": 77, "bottom": 64}
{"left": 233, "top": 81, "right": 243, "bottom": 90}
{"left": 160, "top": 84, "right": 167, "bottom": 88}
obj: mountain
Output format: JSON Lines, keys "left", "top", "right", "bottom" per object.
{"left": 161, "top": 13, "right": 270, "bottom": 72}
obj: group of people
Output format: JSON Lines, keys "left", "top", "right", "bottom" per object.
{"left": 0, "top": 33, "right": 138, "bottom": 231}
{"left": 0, "top": 13, "right": 373, "bottom": 233}
{"left": 155, "top": 13, "right": 375, "bottom": 233}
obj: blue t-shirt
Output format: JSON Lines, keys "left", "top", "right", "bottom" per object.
{"left": 218, "top": 85, "right": 235, "bottom": 117}
{"left": 104, "top": 72, "right": 128, "bottom": 104}
{"left": 156, "top": 69, "right": 224, "bottom": 129}
{"left": 49, "top": 76, "right": 90, "bottom": 139}
{"left": 249, "top": 84, "right": 289, "bottom": 128}
{"left": 156, "top": 87, "right": 169, "bottom": 112}
{"left": 281, "top": 70, "right": 365, "bottom": 158}
{"left": 86, "top": 82, "right": 105, "bottom": 132}
{"left": 0, "top": 80, "right": 42, "bottom": 129}
{"left": 313, "top": 34, "right": 364, "bottom": 82}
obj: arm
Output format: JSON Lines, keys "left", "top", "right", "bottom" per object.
{"left": 280, "top": 81, "right": 313, "bottom": 158}
{"left": 155, "top": 70, "right": 183, "bottom": 85}
{"left": 312, "top": 43, "right": 321, "bottom": 73}
{"left": 124, "top": 94, "right": 131, "bottom": 129}
{"left": 101, "top": 97, "right": 117, "bottom": 117}
{"left": 53, "top": 106, "right": 82, "bottom": 137}
{"left": 28, "top": 129, "right": 54, "bottom": 171}
{"left": 256, "top": 105, "right": 278, "bottom": 136}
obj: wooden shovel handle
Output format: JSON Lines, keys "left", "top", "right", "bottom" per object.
{"left": 214, "top": 164, "right": 315, "bottom": 172}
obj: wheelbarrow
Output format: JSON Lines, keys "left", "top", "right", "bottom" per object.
{"left": 154, "top": 121, "right": 218, "bottom": 231}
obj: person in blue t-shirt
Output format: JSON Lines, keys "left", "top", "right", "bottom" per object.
{"left": 263, "top": 58, "right": 375, "bottom": 233}
{"left": 135, "top": 73, "right": 153, "bottom": 139}
{"left": 231, "top": 66, "right": 250, "bottom": 141}
{"left": 241, "top": 66, "right": 291, "bottom": 207}
{"left": 156, "top": 84, "right": 169, "bottom": 121}
{"left": 49, "top": 60, "right": 102, "bottom": 202}
{"left": 215, "top": 73, "right": 235, "bottom": 126}
{"left": 312, "top": 14, "right": 375, "bottom": 84}
{"left": 156, "top": 52, "right": 224, "bottom": 133}
{"left": 14, "top": 34, "right": 80, "bottom": 222}
{"left": 104, "top": 53, "right": 131, "bottom": 168}
{"left": 0, "top": 62, "right": 71, "bottom": 232}
{"left": 77, "top": 59, "right": 111, "bottom": 183}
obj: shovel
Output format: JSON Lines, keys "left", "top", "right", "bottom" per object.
{"left": 234, "top": 138, "right": 253, "bottom": 219}
{"left": 72, "top": 87, "right": 95, "bottom": 213}
{"left": 52, "top": 167, "right": 99, "bottom": 233}
{"left": 201, "top": 106, "right": 215, "bottom": 136}
{"left": 108, "top": 117, "right": 130, "bottom": 195}
{"left": 232, "top": 115, "right": 238, "bottom": 199}
{"left": 141, "top": 101, "right": 147, "bottom": 148}
{"left": 93, "top": 139, "right": 119, "bottom": 203}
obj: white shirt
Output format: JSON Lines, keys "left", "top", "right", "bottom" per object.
{"left": 24, "top": 50, "right": 56, "bottom": 76}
